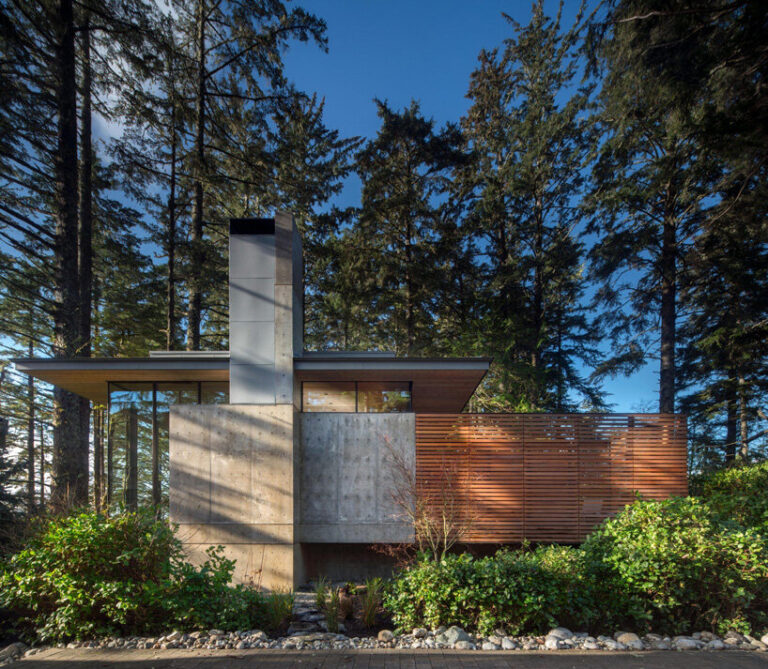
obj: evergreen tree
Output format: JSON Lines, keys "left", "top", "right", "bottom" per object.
{"left": 461, "top": 1, "right": 603, "bottom": 411}
{"left": 355, "top": 99, "right": 468, "bottom": 355}
{"left": 586, "top": 0, "right": 718, "bottom": 414}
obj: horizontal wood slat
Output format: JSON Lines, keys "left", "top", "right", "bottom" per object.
{"left": 415, "top": 413, "right": 687, "bottom": 543}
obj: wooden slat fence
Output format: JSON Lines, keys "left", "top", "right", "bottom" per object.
{"left": 415, "top": 413, "right": 687, "bottom": 543}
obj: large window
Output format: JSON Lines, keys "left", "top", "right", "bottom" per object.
{"left": 301, "top": 381, "right": 411, "bottom": 413}
{"left": 108, "top": 381, "right": 228, "bottom": 509}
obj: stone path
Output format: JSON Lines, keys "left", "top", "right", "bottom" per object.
{"left": 11, "top": 648, "right": 768, "bottom": 668}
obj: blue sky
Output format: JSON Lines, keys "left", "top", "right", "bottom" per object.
{"left": 282, "top": 0, "right": 659, "bottom": 412}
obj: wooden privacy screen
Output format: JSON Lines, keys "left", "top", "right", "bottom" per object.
{"left": 415, "top": 414, "right": 688, "bottom": 543}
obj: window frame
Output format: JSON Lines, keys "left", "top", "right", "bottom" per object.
{"left": 300, "top": 380, "right": 413, "bottom": 413}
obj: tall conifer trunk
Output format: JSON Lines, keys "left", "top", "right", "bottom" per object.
{"left": 26, "top": 340, "right": 35, "bottom": 511}
{"left": 78, "top": 13, "right": 94, "bottom": 493}
{"left": 659, "top": 214, "right": 676, "bottom": 414}
{"left": 51, "top": 0, "right": 86, "bottom": 508}
{"left": 187, "top": 0, "right": 206, "bottom": 351}
{"left": 167, "top": 97, "right": 178, "bottom": 350}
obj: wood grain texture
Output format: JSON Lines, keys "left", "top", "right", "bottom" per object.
{"left": 415, "top": 413, "right": 688, "bottom": 543}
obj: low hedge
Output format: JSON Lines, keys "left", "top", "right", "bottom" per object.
{"left": 384, "top": 545, "right": 608, "bottom": 635}
{"left": 690, "top": 460, "right": 768, "bottom": 531}
{"left": 0, "top": 510, "right": 292, "bottom": 642}
{"left": 386, "top": 493, "right": 768, "bottom": 636}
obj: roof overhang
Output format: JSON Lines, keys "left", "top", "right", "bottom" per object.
{"left": 294, "top": 355, "right": 490, "bottom": 413}
{"left": 12, "top": 353, "right": 491, "bottom": 412}
{"left": 11, "top": 356, "right": 229, "bottom": 404}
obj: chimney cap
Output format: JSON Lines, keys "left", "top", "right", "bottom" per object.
{"left": 229, "top": 217, "right": 275, "bottom": 235}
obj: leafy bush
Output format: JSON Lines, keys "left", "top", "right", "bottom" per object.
{"left": 582, "top": 496, "right": 768, "bottom": 634}
{"left": 384, "top": 545, "right": 606, "bottom": 635}
{"left": 0, "top": 510, "right": 289, "bottom": 642}
{"left": 690, "top": 460, "right": 768, "bottom": 531}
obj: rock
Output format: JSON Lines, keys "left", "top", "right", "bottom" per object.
{"left": 762, "top": 634, "right": 768, "bottom": 646}
{"left": 544, "top": 635, "right": 562, "bottom": 650}
{"left": 166, "top": 630, "right": 182, "bottom": 641}
{"left": 487, "top": 635, "right": 503, "bottom": 646}
{"left": 454, "top": 640, "right": 475, "bottom": 650}
{"left": 674, "top": 637, "right": 701, "bottom": 650}
{"left": 412, "top": 628, "right": 427, "bottom": 639}
{"left": 650, "top": 640, "right": 672, "bottom": 650}
{"left": 615, "top": 632, "right": 643, "bottom": 651}
{"left": 583, "top": 640, "right": 600, "bottom": 650}
{"left": 602, "top": 639, "right": 626, "bottom": 651}
{"left": 0, "top": 643, "right": 27, "bottom": 662}
{"left": 440, "top": 627, "right": 471, "bottom": 645}
{"left": 377, "top": 630, "right": 394, "bottom": 642}
{"left": 209, "top": 629, "right": 224, "bottom": 636}
{"left": 482, "top": 641, "right": 500, "bottom": 650}
{"left": 287, "top": 622, "right": 320, "bottom": 636}
{"left": 548, "top": 627, "right": 573, "bottom": 640}
{"left": 501, "top": 637, "right": 517, "bottom": 650}
{"left": 706, "top": 640, "right": 725, "bottom": 651}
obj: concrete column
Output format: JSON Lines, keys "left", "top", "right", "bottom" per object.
{"left": 171, "top": 213, "right": 304, "bottom": 589}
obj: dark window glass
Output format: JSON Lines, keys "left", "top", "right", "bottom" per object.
{"left": 357, "top": 382, "right": 411, "bottom": 413}
{"left": 108, "top": 381, "right": 227, "bottom": 510}
{"left": 108, "top": 383, "right": 153, "bottom": 509}
{"left": 302, "top": 382, "right": 356, "bottom": 412}
{"left": 201, "top": 381, "right": 229, "bottom": 404}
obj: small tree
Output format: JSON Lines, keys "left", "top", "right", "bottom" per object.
{"left": 384, "top": 437, "right": 474, "bottom": 562}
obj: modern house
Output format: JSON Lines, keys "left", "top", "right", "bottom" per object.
{"left": 14, "top": 214, "right": 688, "bottom": 589}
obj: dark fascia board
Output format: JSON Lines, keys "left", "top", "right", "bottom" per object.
{"left": 293, "top": 357, "right": 491, "bottom": 371}
{"left": 12, "top": 357, "right": 229, "bottom": 371}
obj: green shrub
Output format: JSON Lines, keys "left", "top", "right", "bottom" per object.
{"left": 582, "top": 496, "right": 768, "bottom": 635}
{"left": 384, "top": 545, "right": 606, "bottom": 635}
{"left": 691, "top": 461, "right": 768, "bottom": 531}
{"left": 0, "top": 510, "right": 288, "bottom": 642}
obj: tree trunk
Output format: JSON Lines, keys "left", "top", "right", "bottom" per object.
{"left": 51, "top": 0, "right": 86, "bottom": 509}
{"left": 26, "top": 340, "right": 35, "bottom": 512}
{"left": 78, "top": 13, "right": 94, "bottom": 502}
{"left": 531, "top": 200, "right": 544, "bottom": 408}
{"left": 166, "top": 113, "right": 178, "bottom": 350}
{"left": 725, "top": 389, "right": 737, "bottom": 463}
{"left": 659, "top": 216, "right": 676, "bottom": 414}
{"left": 93, "top": 408, "right": 103, "bottom": 510}
{"left": 187, "top": 0, "right": 206, "bottom": 351}
{"left": 738, "top": 372, "right": 749, "bottom": 460}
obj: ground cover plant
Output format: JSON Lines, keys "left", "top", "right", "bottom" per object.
{"left": 386, "top": 462, "right": 768, "bottom": 637}
{"left": 0, "top": 509, "right": 292, "bottom": 642}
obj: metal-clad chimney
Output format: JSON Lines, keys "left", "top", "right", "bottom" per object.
{"left": 228, "top": 213, "right": 302, "bottom": 404}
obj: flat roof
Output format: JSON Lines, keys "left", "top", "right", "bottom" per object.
{"left": 12, "top": 353, "right": 490, "bottom": 411}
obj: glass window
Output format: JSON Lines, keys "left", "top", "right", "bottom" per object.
{"left": 358, "top": 382, "right": 412, "bottom": 413}
{"left": 108, "top": 383, "right": 153, "bottom": 509}
{"left": 108, "top": 381, "right": 229, "bottom": 510}
{"left": 201, "top": 381, "right": 229, "bottom": 404}
{"left": 302, "top": 382, "right": 356, "bottom": 412}
{"left": 301, "top": 381, "right": 413, "bottom": 413}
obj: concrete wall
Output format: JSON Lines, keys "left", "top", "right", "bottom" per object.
{"left": 298, "top": 413, "right": 415, "bottom": 543}
{"left": 169, "top": 404, "right": 299, "bottom": 590}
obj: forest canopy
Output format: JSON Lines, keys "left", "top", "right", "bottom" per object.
{"left": 0, "top": 0, "right": 766, "bottom": 515}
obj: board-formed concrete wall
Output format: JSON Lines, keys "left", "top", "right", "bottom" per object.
{"left": 169, "top": 404, "right": 299, "bottom": 590}
{"left": 299, "top": 412, "right": 415, "bottom": 543}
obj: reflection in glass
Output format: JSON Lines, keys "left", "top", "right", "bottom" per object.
{"left": 302, "top": 382, "right": 356, "bottom": 412}
{"left": 357, "top": 382, "right": 411, "bottom": 413}
{"left": 108, "top": 381, "right": 229, "bottom": 510}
